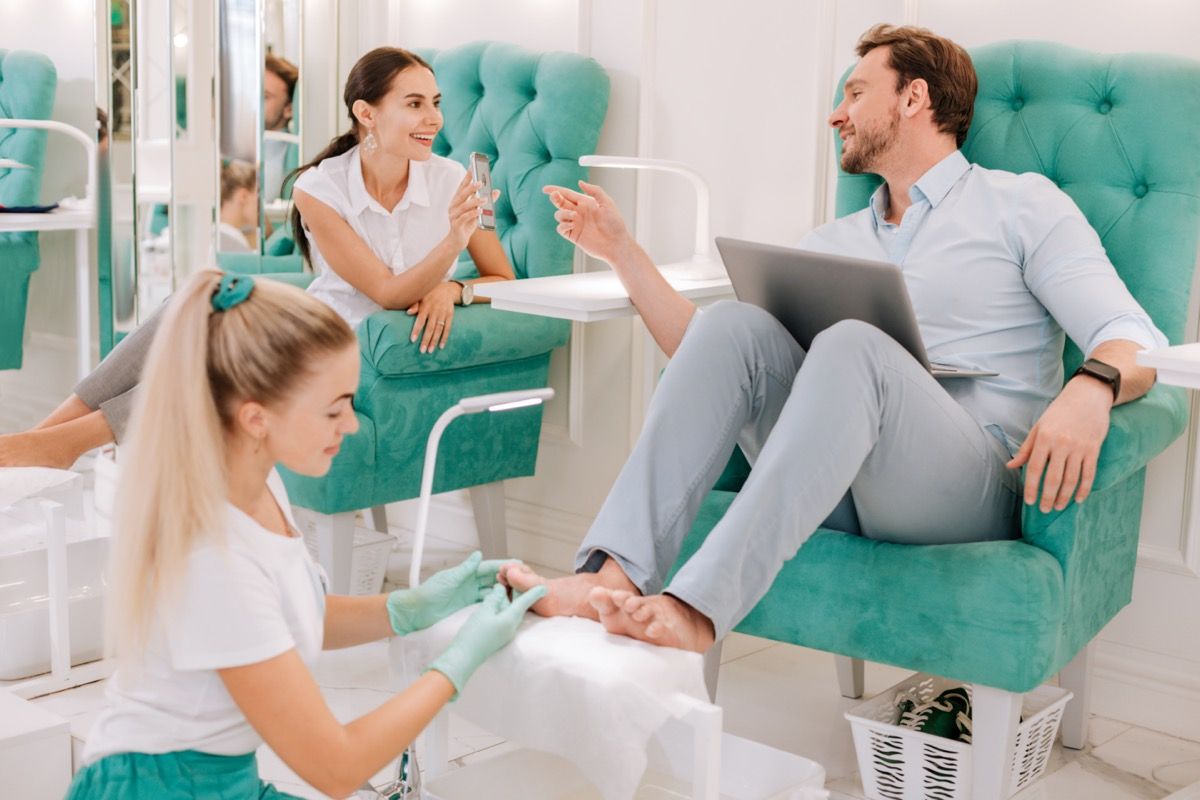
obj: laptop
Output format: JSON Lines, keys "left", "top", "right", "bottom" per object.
{"left": 714, "top": 237, "right": 997, "bottom": 378}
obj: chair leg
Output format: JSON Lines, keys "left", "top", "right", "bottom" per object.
{"left": 703, "top": 639, "right": 724, "bottom": 702}
{"left": 835, "top": 655, "right": 864, "bottom": 699}
{"left": 297, "top": 509, "right": 356, "bottom": 595}
{"left": 370, "top": 504, "right": 389, "bottom": 534}
{"left": 468, "top": 481, "right": 508, "bottom": 559}
{"left": 971, "top": 684, "right": 1022, "bottom": 800}
{"left": 1058, "top": 643, "right": 1092, "bottom": 750}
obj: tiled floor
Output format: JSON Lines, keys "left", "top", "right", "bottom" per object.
{"left": 21, "top": 533, "right": 1200, "bottom": 799}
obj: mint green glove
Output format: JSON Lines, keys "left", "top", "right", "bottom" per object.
{"left": 386, "top": 551, "right": 512, "bottom": 636}
{"left": 427, "top": 583, "right": 547, "bottom": 695}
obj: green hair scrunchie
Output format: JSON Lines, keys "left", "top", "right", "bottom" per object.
{"left": 211, "top": 274, "right": 256, "bottom": 312}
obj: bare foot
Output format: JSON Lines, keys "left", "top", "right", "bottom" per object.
{"left": 588, "top": 588, "right": 715, "bottom": 653}
{"left": 0, "top": 411, "right": 113, "bottom": 469}
{"left": 500, "top": 557, "right": 639, "bottom": 620}
{"left": 0, "top": 430, "right": 79, "bottom": 469}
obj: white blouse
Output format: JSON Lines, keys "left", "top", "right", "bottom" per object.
{"left": 293, "top": 145, "right": 468, "bottom": 329}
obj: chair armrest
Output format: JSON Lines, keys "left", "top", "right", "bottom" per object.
{"left": 1022, "top": 381, "right": 1187, "bottom": 541}
{"left": 1090, "top": 381, "right": 1188, "bottom": 494}
{"left": 359, "top": 306, "right": 570, "bottom": 377}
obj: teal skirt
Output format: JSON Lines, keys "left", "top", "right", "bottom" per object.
{"left": 65, "top": 750, "right": 303, "bottom": 799}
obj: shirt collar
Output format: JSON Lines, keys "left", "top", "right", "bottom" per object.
{"left": 869, "top": 150, "right": 970, "bottom": 227}
{"left": 347, "top": 146, "right": 431, "bottom": 216}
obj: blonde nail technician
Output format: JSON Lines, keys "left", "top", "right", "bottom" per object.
{"left": 66, "top": 272, "right": 545, "bottom": 800}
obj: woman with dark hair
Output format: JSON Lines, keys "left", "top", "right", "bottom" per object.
{"left": 0, "top": 47, "right": 514, "bottom": 469}
{"left": 291, "top": 46, "right": 513, "bottom": 349}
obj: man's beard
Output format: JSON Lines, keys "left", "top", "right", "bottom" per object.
{"left": 840, "top": 111, "right": 900, "bottom": 174}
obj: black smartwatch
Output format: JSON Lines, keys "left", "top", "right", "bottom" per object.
{"left": 1072, "top": 358, "right": 1121, "bottom": 401}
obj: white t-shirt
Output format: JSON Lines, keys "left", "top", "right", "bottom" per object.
{"left": 83, "top": 471, "right": 327, "bottom": 763}
{"left": 217, "top": 221, "right": 252, "bottom": 253}
{"left": 293, "top": 145, "right": 468, "bottom": 329}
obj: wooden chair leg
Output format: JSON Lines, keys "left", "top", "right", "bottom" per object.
{"left": 703, "top": 639, "right": 724, "bottom": 702}
{"left": 835, "top": 655, "right": 864, "bottom": 699}
{"left": 1058, "top": 643, "right": 1092, "bottom": 750}
{"left": 971, "top": 684, "right": 1022, "bottom": 800}
{"left": 469, "top": 481, "right": 508, "bottom": 559}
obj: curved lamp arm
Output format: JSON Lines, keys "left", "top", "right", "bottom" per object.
{"left": 409, "top": 387, "right": 555, "bottom": 589}
{"left": 0, "top": 119, "right": 98, "bottom": 212}
{"left": 579, "top": 155, "right": 712, "bottom": 260}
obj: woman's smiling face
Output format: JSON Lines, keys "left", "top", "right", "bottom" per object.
{"left": 357, "top": 65, "right": 443, "bottom": 161}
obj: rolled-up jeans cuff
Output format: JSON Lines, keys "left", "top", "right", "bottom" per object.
{"left": 573, "top": 547, "right": 659, "bottom": 596}
{"left": 663, "top": 582, "right": 728, "bottom": 643}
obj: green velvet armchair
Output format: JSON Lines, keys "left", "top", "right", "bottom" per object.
{"left": 0, "top": 49, "right": 57, "bottom": 370}
{"left": 273, "top": 42, "right": 609, "bottom": 593}
{"left": 679, "top": 42, "right": 1200, "bottom": 800}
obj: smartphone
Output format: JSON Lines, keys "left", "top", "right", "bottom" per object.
{"left": 469, "top": 151, "right": 497, "bottom": 231}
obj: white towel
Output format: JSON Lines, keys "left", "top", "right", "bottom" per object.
{"left": 395, "top": 611, "right": 711, "bottom": 800}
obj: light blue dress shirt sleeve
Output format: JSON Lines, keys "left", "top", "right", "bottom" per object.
{"left": 1016, "top": 174, "right": 1168, "bottom": 355}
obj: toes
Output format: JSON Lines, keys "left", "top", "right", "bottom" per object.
{"left": 628, "top": 601, "right": 654, "bottom": 624}
{"left": 505, "top": 564, "right": 543, "bottom": 592}
{"left": 587, "top": 586, "right": 620, "bottom": 616}
{"left": 609, "top": 589, "right": 634, "bottom": 607}
{"left": 644, "top": 620, "right": 664, "bottom": 639}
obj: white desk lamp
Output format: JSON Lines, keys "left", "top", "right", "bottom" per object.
{"left": 408, "top": 387, "right": 555, "bottom": 589}
{"left": 387, "top": 387, "right": 553, "bottom": 800}
{"left": 578, "top": 155, "right": 727, "bottom": 281}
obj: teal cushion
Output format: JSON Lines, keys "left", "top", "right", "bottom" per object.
{"left": 217, "top": 252, "right": 305, "bottom": 276}
{"left": 359, "top": 306, "right": 569, "bottom": 376}
{"left": 675, "top": 494, "right": 1065, "bottom": 691}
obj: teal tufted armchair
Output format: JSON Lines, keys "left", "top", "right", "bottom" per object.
{"left": 0, "top": 49, "right": 57, "bottom": 370}
{"left": 276, "top": 42, "right": 609, "bottom": 593}
{"left": 678, "top": 42, "right": 1200, "bottom": 800}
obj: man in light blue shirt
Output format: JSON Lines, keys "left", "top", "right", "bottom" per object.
{"left": 502, "top": 24, "right": 1165, "bottom": 652}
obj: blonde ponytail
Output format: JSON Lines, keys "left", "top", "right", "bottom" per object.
{"left": 107, "top": 270, "right": 355, "bottom": 661}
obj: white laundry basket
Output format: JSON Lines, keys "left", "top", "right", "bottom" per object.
{"left": 844, "top": 673, "right": 1071, "bottom": 800}
{"left": 300, "top": 525, "right": 393, "bottom": 595}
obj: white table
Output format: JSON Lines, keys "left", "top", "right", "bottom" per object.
{"left": 473, "top": 264, "right": 733, "bottom": 322}
{"left": 1137, "top": 346, "right": 1200, "bottom": 800}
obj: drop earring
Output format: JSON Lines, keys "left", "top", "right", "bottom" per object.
{"left": 363, "top": 128, "right": 379, "bottom": 154}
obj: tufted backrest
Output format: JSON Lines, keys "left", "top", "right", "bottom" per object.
{"left": 834, "top": 42, "right": 1200, "bottom": 373}
{"left": 417, "top": 42, "right": 610, "bottom": 280}
{"left": 0, "top": 49, "right": 57, "bottom": 210}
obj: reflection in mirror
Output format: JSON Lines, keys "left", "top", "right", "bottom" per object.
{"left": 260, "top": 0, "right": 300, "bottom": 258}
{"left": 217, "top": 0, "right": 262, "bottom": 255}
{"left": 97, "top": 0, "right": 137, "bottom": 352}
{"left": 133, "top": 0, "right": 174, "bottom": 316}
{"left": 169, "top": 0, "right": 218, "bottom": 279}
